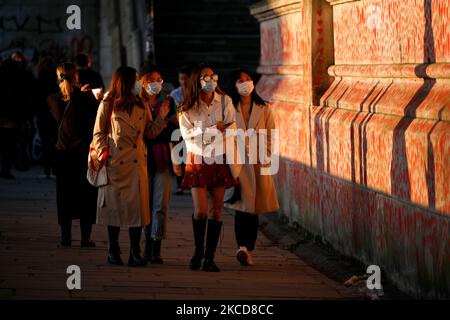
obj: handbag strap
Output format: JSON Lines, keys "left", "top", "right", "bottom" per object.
{"left": 104, "top": 100, "right": 113, "bottom": 134}
{"left": 221, "top": 94, "right": 226, "bottom": 122}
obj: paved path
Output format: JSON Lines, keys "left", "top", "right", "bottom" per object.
{"left": 0, "top": 167, "right": 354, "bottom": 300}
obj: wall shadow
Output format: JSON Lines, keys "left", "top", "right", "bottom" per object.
{"left": 390, "top": 0, "right": 436, "bottom": 205}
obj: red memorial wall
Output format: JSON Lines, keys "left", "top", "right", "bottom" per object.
{"left": 251, "top": 0, "right": 449, "bottom": 298}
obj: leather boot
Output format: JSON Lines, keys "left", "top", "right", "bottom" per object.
{"left": 203, "top": 219, "right": 223, "bottom": 272}
{"left": 189, "top": 215, "right": 207, "bottom": 270}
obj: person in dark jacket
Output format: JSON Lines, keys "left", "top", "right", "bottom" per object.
{"left": 74, "top": 53, "right": 104, "bottom": 91}
{"left": 36, "top": 56, "right": 59, "bottom": 177}
{"left": 47, "top": 62, "right": 99, "bottom": 247}
{"left": 0, "top": 59, "right": 21, "bottom": 179}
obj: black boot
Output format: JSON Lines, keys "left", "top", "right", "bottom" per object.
{"left": 150, "top": 240, "right": 163, "bottom": 264}
{"left": 80, "top": 221, "right": 96, "bottom": 248}
{"left": 203, "top": 219, "right": 223, "bottom": 272}
{"left": 107, "top": 226, "right": 123, "bottom": 265}
{"left": 144, "top": 238, "right": 153, "bottom": 261}
{"left": 143, "top": 225, "right": 153, "bottom": 261}
{"left": 190, "top": 215, "right": 207, "bottom": 270}
{"left": 128, "top": 227, "right": 147, "bottom": 267}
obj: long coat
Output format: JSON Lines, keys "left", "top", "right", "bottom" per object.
{"left": 92, "top": 100, "right": 166, "bottom": 227}
{"left": 224, "top": 102, "right": 280, "bottom": 215}
{"left": 48, "top": 89, "right": 99, "bottom": 226}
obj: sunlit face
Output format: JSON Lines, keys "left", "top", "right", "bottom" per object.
{"left": 178, "top": 73, "right": 189, "bottom": 89}
{"left": 143, "top": 71, "right": 163, "bottom": 87}
{"left": 11, "top": 53, "right": 24, "bottom": 63}
{"left": 236, "top": 72, "right": 252, "bottom": 84}
{"left": 200, "top": 68, "right": 214, "bottom": 80}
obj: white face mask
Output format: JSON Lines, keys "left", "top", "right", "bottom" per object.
{"left": 200, "top": 80, "right": 217, "bottom": 93}
{"left": 236, "top": 80, "right": 254, "bottom": 97}
{"left": 146, "top": 82, "right": 163, "bottom": 96}
{"left": 133, "top": 80, "right": 143, "bottom": 96}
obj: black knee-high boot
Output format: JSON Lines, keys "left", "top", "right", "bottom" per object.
{"left": 128, "top": 227, "right": 147, "bottom": 267}
{"left": 203, "top": 219, "right": 223, "bottom": 272}
{"left": 190, "top": 215, "right": 207, "bottom": 270}
{"left": 107, "top": 226, "right": 123, "bottom": 265}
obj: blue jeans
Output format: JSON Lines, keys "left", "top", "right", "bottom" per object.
{"left": 144, "top": 169, "right": 173, "bottom": 240}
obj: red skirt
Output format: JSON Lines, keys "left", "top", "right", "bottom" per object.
{"left": 181, "top": 153, "right": 239, "bottom": 189}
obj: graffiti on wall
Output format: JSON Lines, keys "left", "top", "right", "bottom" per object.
{"left": 0, "top": 15, "right": 63, "bottom": 33}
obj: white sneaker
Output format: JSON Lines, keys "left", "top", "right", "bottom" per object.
{"left": 236, "top": 246, "right": 249, "bottom": 266}
{"left": 246, "top": 251, "right": 254, "bottom": 266}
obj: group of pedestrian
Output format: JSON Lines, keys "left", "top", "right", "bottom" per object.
{"left": 3, "top": 52, "right": 280, "bottom": 272}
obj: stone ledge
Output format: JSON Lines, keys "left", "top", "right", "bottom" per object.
{"left": 328, "top": 64, "right": 450, "bottom": 79}
{"left": 257, "top": 64, "right": 305, "bottom": 75}
{"left": 320, "top": 76, "right": 450, "bottom": 122}
{"left": 250, "top": 0, "right": 302, "bottom": 22}
{"left": 325, "top": 0, "right": 361, "bottom": 6}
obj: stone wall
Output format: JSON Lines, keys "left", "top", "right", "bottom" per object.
{"left": 251, "top": 0, "right": 450, "bottom": 298}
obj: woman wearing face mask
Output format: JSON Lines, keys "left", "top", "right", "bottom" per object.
{"left": 178, "top": 63, "right": 238, "bottom": 272}
{"left": 91, "top": 66, "right": 170, "bottom": 267}
{"left": 47, "top": 62, "right": 99, "bottom": 247}
{"left": 140, "top": 67, "right": 181, "bottom": 264}
{"left": 226, "top": 69, "right": 279, "bottom": 266}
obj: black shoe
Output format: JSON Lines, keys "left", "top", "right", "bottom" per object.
{"left": 189, "top": 255, "right": 202, "bottom": 270}
{"left": 81, "top": 240, "right": 96, "bottom": 248}
{"left": 128, "top": 248, "right": 148, "bottom": 267}
{"left": 144, "top": 238, "right": 153, "bottom": 261}
{"left": 60, "top": 239, "right": 71, "bottom": 247}
{"left": 0, "top": 172, "right": 15, "bottom": 180}
{"left": 202, "top": 258, "right": 220, "bottom": 272}
{"left": 151, "top": 256, "right": 164, "bottom": 264}
{"left": 108, "top": 252, "right": 124, "bottom": 265}
{"left": 150, "top": 240, "right": 163, "bottom": 264}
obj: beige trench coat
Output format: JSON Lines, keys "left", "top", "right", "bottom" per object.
{"left": 224, "top": 102, "right": 280, "bottom": 215}
{"left": 92, "top": 101, "right": 165, "bottom": 227}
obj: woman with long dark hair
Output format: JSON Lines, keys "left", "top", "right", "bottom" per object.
{"left": 226, "top": 69, "right": 279, "bottom": 266}
{"left": 91, "top": 66, "right": 169, "bottom": 267}
{"left": 178, "top": 63, "right": 237, "bottom": 272}
{"left": 47, "top": 62, "right": 98, "bottom": 247}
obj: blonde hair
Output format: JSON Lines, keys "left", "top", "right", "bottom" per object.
{"left": 56, "top": 63, "right": 77, "bottom": 102}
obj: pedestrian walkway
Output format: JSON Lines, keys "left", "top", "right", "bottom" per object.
{"left": 0, "top": 167, "right": 354, "bottom": 300}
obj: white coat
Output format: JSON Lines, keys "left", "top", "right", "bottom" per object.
{"left": 225, "top": 102, "right": 280, "bottom": 215}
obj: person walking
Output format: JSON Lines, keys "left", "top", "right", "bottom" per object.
{"left": 91, "top": 66, "right": 169, "bottom": 267}
{"left": 170, "top": 66, "right": 191, "bottom": 195}
{"left": 178, "top": 63, "right": 237, "bottom": 272}
{"left": 226, "top": 69, "right": 279, "bottom": 266}
{"left": 36, "top": 56, "right": 59, "bottom": 178}
{"left": 140, "top": 67, "right": 181, "bottom": 264}
{"left": 47, "top": 63, "right": 99, "bottom": 247}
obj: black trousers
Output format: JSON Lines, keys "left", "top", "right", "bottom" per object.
{"left": 0, "top": 128, "right": 18, "bottom": 174}
{"left": 61, "top": 219, "right": 93, "bottom": 242}
{"left": 234, "top": 211, "right": 259, "bottom": 252}
{"left": 108, "top": 226, "right": 142, "bottom": 254}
